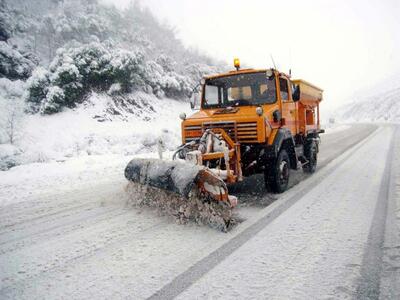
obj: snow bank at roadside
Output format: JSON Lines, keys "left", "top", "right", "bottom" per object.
{"left": 1, "top": 92, "right": 191, "bottom": 169}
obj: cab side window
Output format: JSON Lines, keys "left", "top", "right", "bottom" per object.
{"left": 279, "top": 78, "right": 289, "bottom": 100}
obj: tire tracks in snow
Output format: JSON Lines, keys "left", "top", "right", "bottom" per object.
{"left": 231, "top": 124, "right": 376, "bottom": 202}
{"left": 0, "top": 177, "right": 123, "bottom": 230}
{"left": 0, "top": 179, "right": 172, "bottom": 292}
{"left": 0, "top": 124, "right": 378, "bottom": 299}
{"left": 0, "top": 182, "right": 127, "bottom": 240}
{"left": 355, "top": 125, "right": 397, "bottom": 299}
{"left": 0, "top": 186, "right": 128, "bottom": 249}
{"left": 148, "top": 125, "right": 381, "bottom": 300}
{"left": 0, "top": 207, "right": 127, "bottom": 253}
{"left": 379, "top": 125, "right": 400, "bottom": 299}
{"left": 0, "top": 214, "right": 168, "bottom": 295}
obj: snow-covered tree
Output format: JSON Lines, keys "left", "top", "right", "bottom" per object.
{"left": 0, "top": 0, "right": 11, "bottom": 42}
{"left": 41, "top": 16, "right": 57, "bottom": 62}
{"left": 3, "top": 0, "right": 219, "bottom": 69}
{"left": 39, "top": 85, "right": 64, "bottom": 114}
{"left": 4, "top": 0, "right": 222, "bottom": 115}
{"left": 156, "top": 54, "right": 175, "bottom": 73}
{"left": 26, "top": 67, "right": 50, "bottom": 112}
{"left": 109, "top": 48, "right": 146, "bottom": 92}
{"left": 0, "top": 42, "right": 37, "bottom": 80}
{"left": 0, "top": 78, "right": 25, "bottom": 144}
{"left": 25, "top": 42, "right": 150, "bottom": 113}
{"left": 2, "top": 99, "right": 24, "bottom": 144}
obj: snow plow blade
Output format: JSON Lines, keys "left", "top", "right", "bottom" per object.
{"left": 124, "top": 158, "right": 237, "bottom": 230}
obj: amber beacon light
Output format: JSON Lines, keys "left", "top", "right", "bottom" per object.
{"left": 234, "top": 58, "right": 240, "bottom": 70}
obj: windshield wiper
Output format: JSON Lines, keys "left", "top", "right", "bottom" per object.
{"left": 231, "top": 99, "right": 251, "bottom": 106}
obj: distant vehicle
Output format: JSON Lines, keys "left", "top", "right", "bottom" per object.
{"left": 125, "top": 58, "right": 324, "bottom": 229}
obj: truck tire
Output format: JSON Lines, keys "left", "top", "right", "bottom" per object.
{"left": 303, "top": 140, "right": 317, "bottom": 173}
{"left": 264, "top": 149, "right": 290, "bottom": 193}
{"left": 264, "top": 160, "right": 274, "bottom": 192}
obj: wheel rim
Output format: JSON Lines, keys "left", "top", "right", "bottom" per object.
{"left": 279, "top": 160, "right": 289, "bottom": 185}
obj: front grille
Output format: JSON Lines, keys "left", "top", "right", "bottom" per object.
{"left": 184, "top": 121, "right": 258, "bottom": 143}
{"left": 203, "top": 121, "right": 236, "bottom": 139}
{"left": 236, "top": 122, "right": 258, "bottom": 142}
{"left": 183, "top": 125, "right": 202, "bottom": 142}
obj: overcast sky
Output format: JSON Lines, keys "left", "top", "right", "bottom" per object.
{"left": 102, "top": 0, "right": 400, "bottom": 111}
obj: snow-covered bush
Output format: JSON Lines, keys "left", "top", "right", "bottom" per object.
{"left": 109, "top": 48, "right": 146, "bottom": 92}
{"left": 0, "top": 42, "right": 37, "bottom": 80}
{"left": 39, "top": 86, "right": 65, "bottom": 114}
{"left": 0, "top": 20, "right": 10, "bottom": 42}
{"left": 156, "top": 54, "right": 175, "bottom": 73}
{"left": 50, "top": 60, "right": 84, "bottom": 109}
{"left": 25, "top": 41, "right": 195, "bottom": 114}
{"left": 184, "top": 63, "right": 221, "bottom": 84}
{"left": 0, "top": 78, "right": 26, "bottom": 101}
{"left": 107, "top": 83, "right": 121, "bottom": 95}
{"left": 162, "top": 72, "right": 192, "bottom": 99}
{"left": 26, "top": 67, "right": 50, "bottom": 112}
{"left": 25, "top": 42, "right": 149, "bottom": 114}
{"left": 0, "top": 144, "right": 22, "bottom": 171}
{"left": 144, "top": 60, "right": 166, "bottom": 97}
{"left": 144, "top": 59, "right": 192, "bottom": 100}
{"left": 51, "top": 42, "right": 108, "bottom": 88}
{"left": 0, "top": 1, "right": 12, "bottom": 42}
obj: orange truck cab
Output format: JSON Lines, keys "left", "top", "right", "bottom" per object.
{"left": 178, "top": 59, "right": 323, "bottom": 193}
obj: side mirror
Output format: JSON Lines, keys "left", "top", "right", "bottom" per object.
{"left": 266, "top": 69, "right": 275, "bottom": 80}
{"left": 292, "top": 85, "right": 300, "bottom": 102}
{"left": 190, "top": 92, "right": 200, "bottom": 110}
{"left": 273, "top": 110, "right": 281, "bottom": 123}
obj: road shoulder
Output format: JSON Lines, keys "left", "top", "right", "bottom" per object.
{"left": 379, "top": 125, "right": 400, "bottom": 299}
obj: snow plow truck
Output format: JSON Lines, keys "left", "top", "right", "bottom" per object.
{"left": 125, "top": 59, "right": 323, "bottom": 230}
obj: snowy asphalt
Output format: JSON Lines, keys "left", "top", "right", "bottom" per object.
{"left": 172, "top": 126, "right": 398, "bottom": 299}
{"left": 356, "top": 126, "right": 395, "bottom": 299}
{"left": 1, "top": 124, "right": 399, "bottom": 299}
{"left": 148, "top": 125, "right": 386, "bottom": 300}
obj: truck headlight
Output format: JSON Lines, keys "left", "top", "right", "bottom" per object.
{"left": 256, "top": 106, "right": 263, "bottom": 116}
{"left": 179, "top": 113, "right": 186, "bottom": 120}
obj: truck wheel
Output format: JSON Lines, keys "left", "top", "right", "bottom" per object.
{"left": 303, "top": 140, "right": 317, "bottom": 173}
{"left": 264, "top": 160, "right": 274, "bottom": 192}
{"left": 265, "top": 149, "right": 290, "bottom": 193}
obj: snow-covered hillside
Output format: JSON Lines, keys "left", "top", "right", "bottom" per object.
{"left": 0, "top": 0, "right": 222, "bottom": 170}
{"left": 336, "top": 74, "right": 400, "bottom": 123}
{"left": 0, "top": 91, "right": 191, "bottom": 170}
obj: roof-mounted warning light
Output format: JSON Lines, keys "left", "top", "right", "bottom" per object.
{"left": 234, "top": 58, "right": 240, "bottom": 71}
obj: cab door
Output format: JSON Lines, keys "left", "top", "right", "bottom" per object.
{"left": 279, "top": 77, "right": 297, "bottom": 135}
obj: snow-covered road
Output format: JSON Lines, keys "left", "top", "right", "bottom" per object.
{"left": 172, "top": 125, "right": 397, "bottom": 300}
{"left": 1, "top": 124, "right": 399, "bottom": 299}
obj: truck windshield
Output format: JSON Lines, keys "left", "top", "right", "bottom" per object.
{"left": 202, "top": 72, "right": 276, "bottom": 109}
